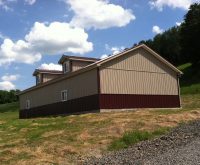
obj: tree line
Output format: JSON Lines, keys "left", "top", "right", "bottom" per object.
{"left": 136, "top": 3, "right": 200, "bottom": 67}
{"left": 0, "top": 90, "right": 20, "bottom": 104}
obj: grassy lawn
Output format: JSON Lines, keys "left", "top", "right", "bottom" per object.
{"left": 0, "top": 94, "right": 200, "bottom": 164}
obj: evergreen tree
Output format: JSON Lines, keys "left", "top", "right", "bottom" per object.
{"left": 180, "top": 3, "right": 200, "bottom": 66}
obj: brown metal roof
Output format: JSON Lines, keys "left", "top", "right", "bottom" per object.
{"left": 33, "top": 69, "right": 63, "bottom": 76}
{"left": 19, "top": 44, "right": 183, "bottom": 95}
{"left": 58, "top": 55, "right": 100, "bottom": 64}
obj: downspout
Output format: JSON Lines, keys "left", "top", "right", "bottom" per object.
{"left": 177, "top": 74, "right": 182, "bottom": 108}
{"left": 97, "top": 67, "right": 101, "bottom": 111}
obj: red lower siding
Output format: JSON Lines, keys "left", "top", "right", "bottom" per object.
{"left": 100, "top": 94, "right": 180, "bottom": 109}
{"left": 19, "top": 94, "right": 180, "bottom": 119}
{"left": 19, "top": 94, "right": 100, "bottom": 119}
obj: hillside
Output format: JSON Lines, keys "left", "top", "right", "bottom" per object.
{"left": 0, "top": 63, "right": 199, "bottom": 164}
{"left": 178, "top": 63, "right": 200, "bottom": 94}
{"left": 0, "top": 94, "right": 200, "bottom": 164}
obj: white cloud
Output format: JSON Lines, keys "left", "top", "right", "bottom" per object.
{"left": 38, "top": 63, "right": 62, "bottom": 71}
{"left": 105, "top": 44, "right": 125, "bottom": 54}
{"left": 100, "top": 54, "right": 108, "bottom": 59}
{"left": 176, "top": 21, "right": 182, "bottom": 26}
{"left": 101, "top": 45, "right": 125, "bottom": 59}
{"left": 0, "top": 22, "right": 93, "bottom": 66}
{"left": 25, "top": 22, "right": 93, "bottom": 55}
{"left": 0, "top": 32, "right": 6, "bottom": 40}
{"left": 66, "top": 0, "right": 135, "bottom": 29}
{"left": 0, "top": 81, "right": 15, "bottom": 90}
{"left": 0, "top": 0, "right": 36, "bottom": 10}
{"left": 1, "top": 74, "right": 20, "bottom": 81}
{"left": 152, "top": 25, "right": 164, "bottom": 34}
{"left": 25, "top": 0, "right": 36, "bottom": 5}
{"left": 0, "top": 0, "right": 15, "bottom": 11}
{"left": 149, "top": 0, "right": 200, "bottom": 11}
{"left": 0, "top": 73, "right": 19, "bottom": 90}
{"left": 110, "top": 46, "right": 125, "bottom": 55}
{"left": 0, "top": 38, "right": 42, "bottom": 66}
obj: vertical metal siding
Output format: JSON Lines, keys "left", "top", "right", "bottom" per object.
{"left": 100, "top": 69, "right": 178, "bottom": 95}
{"left": 102, "top": 48, "right": 176, "bottom": 74}
{"left": 20, "top": 69, "right": 98, "bottom": 109}
{"left": 100, "top": 48, "right": 179, "bottom": 95}
{"left": 42, "top": 74, "right": 61, "bottom": 83}
{"left": 72, "top": 61, "right": 92, "bottom": 71}
{"left": 19, "top": 94, "right": 100, "bottom": 118}
{"left": 100, "top": 94, "right": 180, "bottom": 109}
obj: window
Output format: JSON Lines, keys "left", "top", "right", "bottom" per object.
{"left": 61, "top": 90, "right": 68, "bottom": 101}
{"left": 63, "top": 61, "right": 70, "bottom": 73}
{"left": 36, "top": 74, "right": 41, "bottom": 84}
{"left": 26, "top": 100, "right": 30, "bottom": 109}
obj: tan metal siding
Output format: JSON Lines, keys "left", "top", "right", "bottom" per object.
{"left": 72, "top": 61, "right": 92, "bottom": 72}
{"left": 100, "top": 48, "right": 179, "bottom": 95}
{"left": 42, "top": 74, "right": 61, "bottom": 83}
{"left": 20, "top": 69, "right": 98, "bottom": 109}
{"left": 102, "top": 48, "right": 175, "bottom": 74}
{"left": 100, "top": 68, "right": 178, "bottom": 95}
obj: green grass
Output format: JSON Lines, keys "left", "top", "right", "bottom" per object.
{"left": 0, "top": 102, "right": 19, "bottom": 113}
{"left": 179, "top": 63, "right": 200, "bottom": 94}
{"left": 0, "top": 62, "right": 199, "bottom": 164}
{"left": 108, "top": 127, "right": 170, "bottom": 151}
{"left": 181, "top": 84, "right": 200, "bottom": 94}
{"left": 0, "top": 95, "right": 200, "bottom": 164}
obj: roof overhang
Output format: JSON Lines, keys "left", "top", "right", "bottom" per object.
{"left": 58, "top": 55, "right": 100, "bottom": 64}
{"left": 33, "top": 69, "right": 63, "bottom": 76}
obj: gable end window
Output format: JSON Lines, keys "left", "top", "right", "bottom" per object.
{"left": 63, "top": 61, "right": 70, "bottom": 73}
{"left": 61, "top": 90, "right": 68, "bottom": 101}
{"left": 26, "top": 100, "right": 30, "bottom": 109}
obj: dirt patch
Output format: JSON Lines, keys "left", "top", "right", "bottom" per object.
{"left": 77, "top": 130, "right": 91, "bottom": 141}
{"left": 0, "top": 121, "right": 6, "bottom": 125}
{"left": 42, "top": 130, "right": 64, "bottom": 138}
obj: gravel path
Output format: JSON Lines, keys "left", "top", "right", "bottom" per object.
{"left": 84, "top": 120, "right": 200, "bottom": 165}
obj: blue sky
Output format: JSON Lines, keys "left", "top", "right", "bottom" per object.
{"left": 0, "top": 0, "right": 198, "bottom": 91}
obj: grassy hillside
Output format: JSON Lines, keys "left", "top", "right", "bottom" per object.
{"left": 178, "top": 63, "right": 200, "bottom": 94}
{"left": 0, "top": 63, "right": 199, "bottom": 164}
{"left": 0, "top": 94, "right": 200, "bottom": 164}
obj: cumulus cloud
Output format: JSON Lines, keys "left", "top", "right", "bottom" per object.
{"left": 38, "top": 63, "right": 62, "bottom": 71}
{"left": 1, "top": 74, "right": 20, "bottom": 81}
{"left": 149, "top": 0, "right": 200, "bottom": 11}
{"left": 0, "top": 38, "right": 42, "bottom": 66}
{"left": 110, "top": 46, "right": 125, "bottom": 55}
{"left": 66, "top": 0, "right": 135, "bottom": 29}
{"left": 25, "top": 22, "right": 93, "bottom": 55}
{"left": 101, "top": 45, "right": 125, "bottom": 59}
{"left": 0, "top": 81, "right": 15, "bottom": 90}
{"left": 100, "top": 54, "right": 108, "bottom": 59}
{"left": 176, "top": 21, "right": 182, "bottom": 26}
{"left": 152, "top": 25, "right": 164, "bottom": 34}
{"left": 105, "top": 44, "right": 125, "bottom": 54}
{"left": 24, "top": 0, "right": 36, "bottom": 5}
{"left": 0, "top": 74, "right": 20, "bottom": 90}
{"left": 0, "top": 22, "right": 93, "bottom": 66}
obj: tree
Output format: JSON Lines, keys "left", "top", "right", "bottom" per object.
{"left": 180, "top": 3, "right": 200, "bottom": 66}
{"left": 138, "top": 26, "right": 182, "bottom": 66}
{"left": 0, "top": 90, "right": 20, "bottom": 104}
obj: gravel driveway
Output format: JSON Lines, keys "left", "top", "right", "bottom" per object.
{"left": 84, "top": 120, "right": 200, "bottom": 165}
